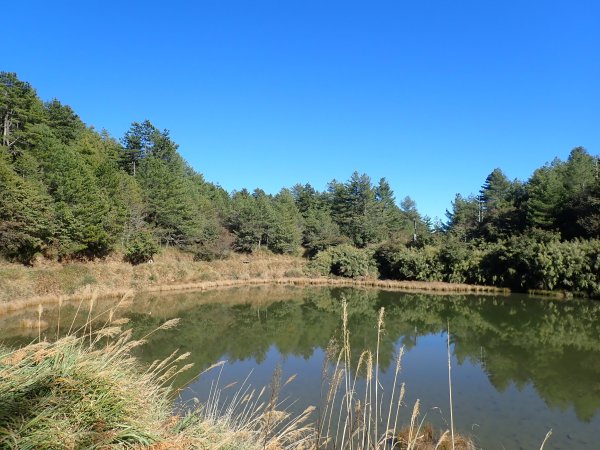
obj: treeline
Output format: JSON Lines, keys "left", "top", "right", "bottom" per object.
{"left": 1, "top": 73, "right": 599, "bottom": 296}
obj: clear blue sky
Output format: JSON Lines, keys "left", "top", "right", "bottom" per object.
{"left": 5, "top": 1, "right": 599, "bottom": 220}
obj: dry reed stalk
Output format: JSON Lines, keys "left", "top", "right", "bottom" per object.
{"left": 67, "top": 296, "right": 86, "bottom": 335}
{"left": 407, "top": 399, "right": 421, "bottom": 449}
{"left": 366, "top": 351, "right": 374, "bottom": 450}
{"left": 435, "top": 429, "right": 450, "bottom": 450}
{"left": 447, "top": 321, "right": 455, "bottom": 450}
{"left": 261, "top": 364, "right": 282, "bottom": 449}
{"left": 37, "top": 304, "right": 43, "bottom": 342}
{"left": 539, "top": 429, "right": 552, "bottom": 450}
{"left": 385, "top": 347, "right": 405, "bottom": 442}
{"left": 56, "top": 296, "right": 63, "bottom": 338}
{"left": 375, "top": 307, "right": 385, "bottom": 445}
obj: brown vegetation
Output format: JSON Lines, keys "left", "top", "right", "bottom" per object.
{"left": 0, "top": 250, "right": 508, "bottom": 316}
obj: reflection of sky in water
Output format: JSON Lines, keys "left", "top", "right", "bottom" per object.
{"left": 2, "top": 286, "right": 600, "bottom": 450}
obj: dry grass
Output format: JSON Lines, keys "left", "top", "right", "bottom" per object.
{"left": 0, "top": 250, "right": 508, "bottom": 316}
{"left": 394, "top": 423, "right": 476, "bottom": 450}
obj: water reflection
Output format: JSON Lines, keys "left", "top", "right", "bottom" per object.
{"left": 2, "top": 286, "right": 600, "bottom": 449}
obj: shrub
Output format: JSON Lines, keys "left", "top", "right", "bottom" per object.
{"left": 374, "top": 242, "right": 443, "bottom": 281}
{"left": 124, "top": 231, "right": 159, "bottom": 265}
{"left": 311, "top": 244, "right": 377, "bottom": 278}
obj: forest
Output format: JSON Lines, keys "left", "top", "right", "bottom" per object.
{"left": 1, "top": 72, "right": 599, "bottom": 297}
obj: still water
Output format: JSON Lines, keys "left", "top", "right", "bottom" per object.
{"left": 2, "top": 286, "right": 600, "bottom": 449}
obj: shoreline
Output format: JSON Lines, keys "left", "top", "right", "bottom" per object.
{"left": 0, "top": 274, "right": 509, "bottom": 316}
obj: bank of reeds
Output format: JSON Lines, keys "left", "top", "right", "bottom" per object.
{"left": 0, "top": 250, "right": 508, "bottom": 316}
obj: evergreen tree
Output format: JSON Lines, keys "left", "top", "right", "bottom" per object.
{"left": 525, "top": 160, "right": 565, "bottom": 230}
{"left": 444, "top": 194, "right": 480, "bottom": 241}
{"left": 43, "top": 144, "right": 114, "bottom": 258}
{"left": 228, "top": 189, "right": 270, "bottom": 252}
{"left": 330, "top": 172, "right": 384, "bottom": 247}
{"left": 269, "top": 189, "right": 302, "bottom": 254}
{"left": 479, "top": 169, "right": 524, "bottom": 240}
{"left": 137, "top": 156, "right": 207, "bottom": 248}
{"left": 302, "top": 208, "right": 345, "bottom": 256}
{"left": 120, "top": 120, "right": 179, "bottom": 175}
{"left": 0, "top": 72, "right": 46, "bottom": 158}
{"left": 563, "top": 147, "right": 596, "bottom": 196}
{"left": 0, "top": 154, "right": 53, "bottom": 263}
{"left": 480, "top": 168, "right": 512, "bottom": 213}
{"left": 45, "top": 99, "right": 85, "bottom": 144}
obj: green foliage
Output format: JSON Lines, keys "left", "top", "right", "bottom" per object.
{"left": 374, "top": 242, "right": 443, "bottom": 281}
{"left": 0, "top": 154, "right": 53, "bottom": 263}
{"left": 42, "top": 143, "right": 115, "bottom": 258}
{"left": 329, "top": 173, "right": 384, "bottom": 246}
{"left": 194, "top": 228, "right": 234, "bottom": 261}
{"left": 125, "top": 230, "right": 159, "bottom": 264}
{"left": 44, "top": 99, "right": 85, "bottom": 144}
{"left": 228, "top": 188, "right": 301, "bottom": 254}
{"left": 525, "top": 161, "right": 565, "bottom": 229}
{"left": 120, "top": 120, "right": 179, "bottom": 174}
{"left": 0, "top": 72, "right": 46, "bottom": 157}
{"left": 301, "top": 208, "right": 346, "bottom": 256}
{"left": 310, "top": 244, "right": 377, "bottom": 278}
{"left": 444, "top": 193, "right": 481, "bottom": 240}
{"left": 269, "top": 189, "right": 302, "bottom": 254}
{"left": 228, "top": 189, "right": 273, "bottom": 253}
{"left": 480, "top": 235, "right": 600, "bottom": 297}
{"left": 137, "top": 157, "right": 203, "bottom": 247}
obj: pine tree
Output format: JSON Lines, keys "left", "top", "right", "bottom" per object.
{"left": 329, "top": 172, "right": 384, "bottom": 247}
{"left": 45, "top": 99, "right": 85, "bottom": 144}
{"left": 137, "top": 156, "right": 208, "bottom": 248}
{"left": 269, "top": 189, "right": 302, "bottom": 254}
{"left": 0, "top": 72, "right": 46, "bottom": 158}
{"left": 525, "top": 161, "right": 565, "bottom": 230}
{"left": 120, "top": 120, "right": 178, "bottom": 175}
{"left": 0, "top": 153, "right": 54, "bottom": 263}
{"left": 444, "top": 194, "right": 480, "bottom": 241}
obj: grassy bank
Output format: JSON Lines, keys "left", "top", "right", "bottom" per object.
{"left": 0, "top": 251, "right": 508, "bottom": 316}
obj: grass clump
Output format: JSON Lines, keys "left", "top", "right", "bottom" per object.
{"left": 394, "top": 423, "right": 476, "bottom": 449}
{"left": 0, "top": 300, "right": 312, "bottom": 450}
{"left": 0, "top": 324, "right": 179, "bottom": 448}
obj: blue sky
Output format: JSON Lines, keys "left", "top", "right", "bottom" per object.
{"left": 6, "top": 1, "right": 599, "bottom": 220}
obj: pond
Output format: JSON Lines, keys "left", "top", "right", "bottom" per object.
{"left": 2, "top": 286, "right": 600, "bottom": 449}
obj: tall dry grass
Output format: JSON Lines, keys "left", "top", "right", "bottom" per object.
{"left": 306, "top": 300, "right": 476, "bottom": 450}
{"left": 0, "top": 249, "right": 508, "bottom": 317}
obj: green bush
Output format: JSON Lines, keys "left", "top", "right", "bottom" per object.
{"left": 124, "top": 231, "right": 159, "bottom": 265}
{"left": 311, "top": 244, "right": 377, "bottom": 278}
{"left": 374, "top": 242, "right": 443, "bottom": 281}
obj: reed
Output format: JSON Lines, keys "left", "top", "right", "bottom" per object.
{"left": 306, "top": 297, "right": 476, "bottom": 450}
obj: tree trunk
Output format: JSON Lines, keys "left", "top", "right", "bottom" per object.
{"left": 2, "top": 111, "right": 11, "bottom": 147}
